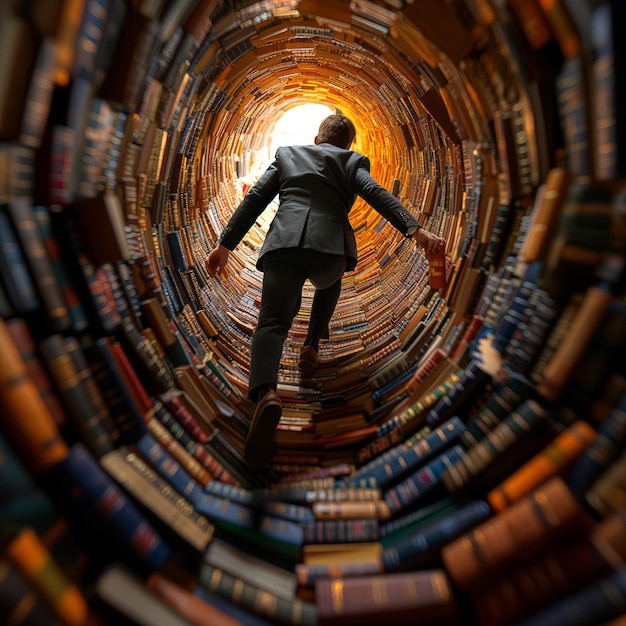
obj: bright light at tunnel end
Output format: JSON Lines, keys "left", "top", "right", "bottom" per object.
{"left": 270, "top": 103, "right": 336, "bottom": 155}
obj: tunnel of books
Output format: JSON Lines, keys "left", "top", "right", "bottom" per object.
{"left": 1, "top": 0, "right": 626, "bottom": 624}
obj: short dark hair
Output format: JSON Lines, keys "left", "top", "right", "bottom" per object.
{"left": 317, "top": 114, "right": 356, "bottom": 149}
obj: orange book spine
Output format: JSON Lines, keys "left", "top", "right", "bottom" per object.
{"left": 0, "top": 319, "right": 68, "bottom": 472}
{"left": 537, "top": 286, "right": 613, "bottom": 402}
{"left": 487, "top": 420, "right": 596, "bottom": 511}
{"left": 7, "top": 527, "right": 89, "bottom": 626}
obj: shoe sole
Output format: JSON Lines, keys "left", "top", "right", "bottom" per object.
{"left": 244, "top": 399, "right": 282, "bottom": 470}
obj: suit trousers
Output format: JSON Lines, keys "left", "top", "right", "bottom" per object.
{"left": 248, "top": 247, "right": 347, "bottom": 400}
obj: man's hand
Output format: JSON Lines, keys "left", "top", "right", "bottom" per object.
{"left": 414, "top": 229, "right": 446, "bottom": 254}
{"left": 206, "top": 245, "right": 230, "bottom": 277}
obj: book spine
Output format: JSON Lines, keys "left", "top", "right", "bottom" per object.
{"left": 199, "top": 564, "right": 318, "bottom": 626}
{"left": 0, "top": 558, "right": 62, "bottom": 625}
{"left": 6, "top": 200, "right": 71, "bottom": 332}
{"left": 61, "top": 443, "right": 170, "bottom": 569}
{"left": 6, "top": 527, "right": 89, "bottom": 626}
{"left": 347, "top": 417, "right": 465, "bottom": 489}
{"left": 488, "top": 420, "right": 596, "bottom": 511}
{"left": 0, "top": 318, "right": 68, "bottom": 473}
{"left": 314, "top": 569, "right": 461, "bottom": 625}
{"left": 566, "top": 391, "right": 626, "bottom": 500}
{"left": 5, "top": 318, "right": 67, "bottom": 428}
{"left": 295, "top": 560, "right": 383, "bottom": 588}
{"left": 134, "top": 432, "right": 204, "bottom": 505}
{"left": 441, "top": 399, "right": 550, "bottom": 495}
{"left": 381, "top": 500, "right": 493, "bottom": 571}
{"left": 441, "top": 477, "right": 593, "bottom": 590}
{"left": 144, "top": 417, "right": 212, "bottom": 487}
{"left": 384, "top": 446, "right": 465, "bottom": 515}
{"left": 301, "top": 519, "right": 380, "bottom": 544}
{"left": 39, "top": 334, "right": 116, "bottom": 458}
{"left": 152, "top": 400, "right": 239, "bottom": 486}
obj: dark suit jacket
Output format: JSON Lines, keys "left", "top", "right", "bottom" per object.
{"left": 218, "top": 143, "right": 421, "bottom": 271}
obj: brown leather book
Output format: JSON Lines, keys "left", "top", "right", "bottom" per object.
{"left": 442, "top": 477, "right": 594, "bottom": 591}
{"left": 315, "top": 569, "right": 463, "bottom": 625}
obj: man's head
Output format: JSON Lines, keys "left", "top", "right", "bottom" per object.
{"left": 315, "top": 114, "right": 356, "bottom": 149}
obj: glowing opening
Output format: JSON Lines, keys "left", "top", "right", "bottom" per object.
{"left": 269, "top": 103, "right": 335, "bottom": 156}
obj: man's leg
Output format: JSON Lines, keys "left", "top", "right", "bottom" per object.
{"left": 303, "top": 276, "right": 342, "bottom": 351}
{"left": 248, "top": 250, "right": 307, "bottom": 401}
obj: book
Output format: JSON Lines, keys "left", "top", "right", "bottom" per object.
{"left": 0, "top": 318, "right": 68, "bottom": 473}
{"left": 203, "top": 537, "right": 298, "bottom": 601}
{"left": 471, "top": 508, "right": 626, "bottom": 625}
{"left": 100, "top": 447, "right": 215, "bottom": 556}
{"left": 5, "top": 527, "right": 89, "bottom": 626}
{"left": 146, "top": 571, "right": 243, "bottom": 626}
{"left": 5, "top": 318, "right": 67, "bottom": 428}
{"left": 381, "top": 499, "right": 493, "bottom": 572}
{"left": 94, "top": 562, "right": 227, "bottom": 626}
{"left": 315, "top": 569, "right": 463, "bottom": 626}
{"left": 487, "top": 419, "right": 596, "bottom": 511}
{"left": 0, "top": 557, "right": 62, "bottom": 625}
{"left": 39, "top": 334, "right": 116, "bottom": 459}
{"left": 198, "top": 563, "right": 317, "bottom": 626}
{"left": 426, "top": 245, "right": 447, "bottom": 290}
{"left": 513, "top": 566, "right": 626, "bottom": 626}
{"left": 441, "top": 477, "right": 594, "bottom": 591}
{"left": 59, "top": 443, "right": 170, "bottom": 570}
{"left": 5, "top": 200, "right": 72, "bottom": 332}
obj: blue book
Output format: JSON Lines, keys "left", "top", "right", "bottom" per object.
{"left": 0, "top": 211, "right": 39, "bottom": 314}
{"left": 61, "top": 443, "right": 169, "bottom": 570}
{"left": 195, "top": 494, "right": 303, "bottom": 562}
{"left": 384, "top": 446, "right": 465, "bottom": 515}
{"left": 135, "top": 433, "right": 204, "bottom": 506}
{"left": 381, "top": 500, "right": 493, "bottom": 571}
{"left": 567, "top": 390, "right": 626, "bottom": 501}
{"left": 515, "top": 566, "right": 626, "bottom": 626}
{"left": 344, "top": 417, "right": 465, "bottom": 489}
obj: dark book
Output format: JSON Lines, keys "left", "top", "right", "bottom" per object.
{"left": 381, "top": 499, "right": 492, "bottom": 572}
{"left": 31, "top": 205, "right": 89, "bottom": 334}
{"left": 441, "top": 477, "right": 595, "bottom": 591}
{"left": 198, "top": 563, "right": 317, "bottom": 626}
{"left": 133, "top": 432, "right": 204, "bottom": 506}
{"left": 344, "top": 417, "right": 465, "bottom": 490}
{"left": 315, "top": 569, "right": 463, "bottom": 626}
{"left": 194, "top": 494, "right": 303, "bottom": 563}
{"left": 59, "top": 443, "right": 170, "bottom": 570}
{"left": 384, "top": 446, "right": 465, "bottom": 516}
{"left": 0, "top": 557, "right": 62, "bottom": 626}
{"left": 5, "top": 200, "right": 72, "bottom": 332}
{"left": 513, "top": 566, "right": 626, "bottom": 626}
{"left": 39, "top": 334, "right": 116, "bottom": 458}
{"left": 0, "top": 210, "right": 39, "bottom": 315}
{"left": 566, "top": 390, "right": 626, "bottom": 501}
{"left": 472, "top": 508, "right": 626, "bottom": 625}
{"left": 301, "top": 519, "right": 379, "bottom": 544}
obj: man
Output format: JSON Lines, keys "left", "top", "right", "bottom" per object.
{"left": 206, "top": 114, "right": 445, "bottom": 470}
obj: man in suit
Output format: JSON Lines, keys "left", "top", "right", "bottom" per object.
{"left": 206, "top": 114, "right": 445, "bottom": 469}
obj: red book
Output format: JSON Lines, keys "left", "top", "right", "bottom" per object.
{"left": 427, "top": 246, "right": 447, "bottom": 290}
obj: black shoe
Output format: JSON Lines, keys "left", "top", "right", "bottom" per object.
{"left": 244, "top": 390, "right": 282, "bottom": 470}
{"left": 299, "top": 345, "right": 319, "bottom": 376}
